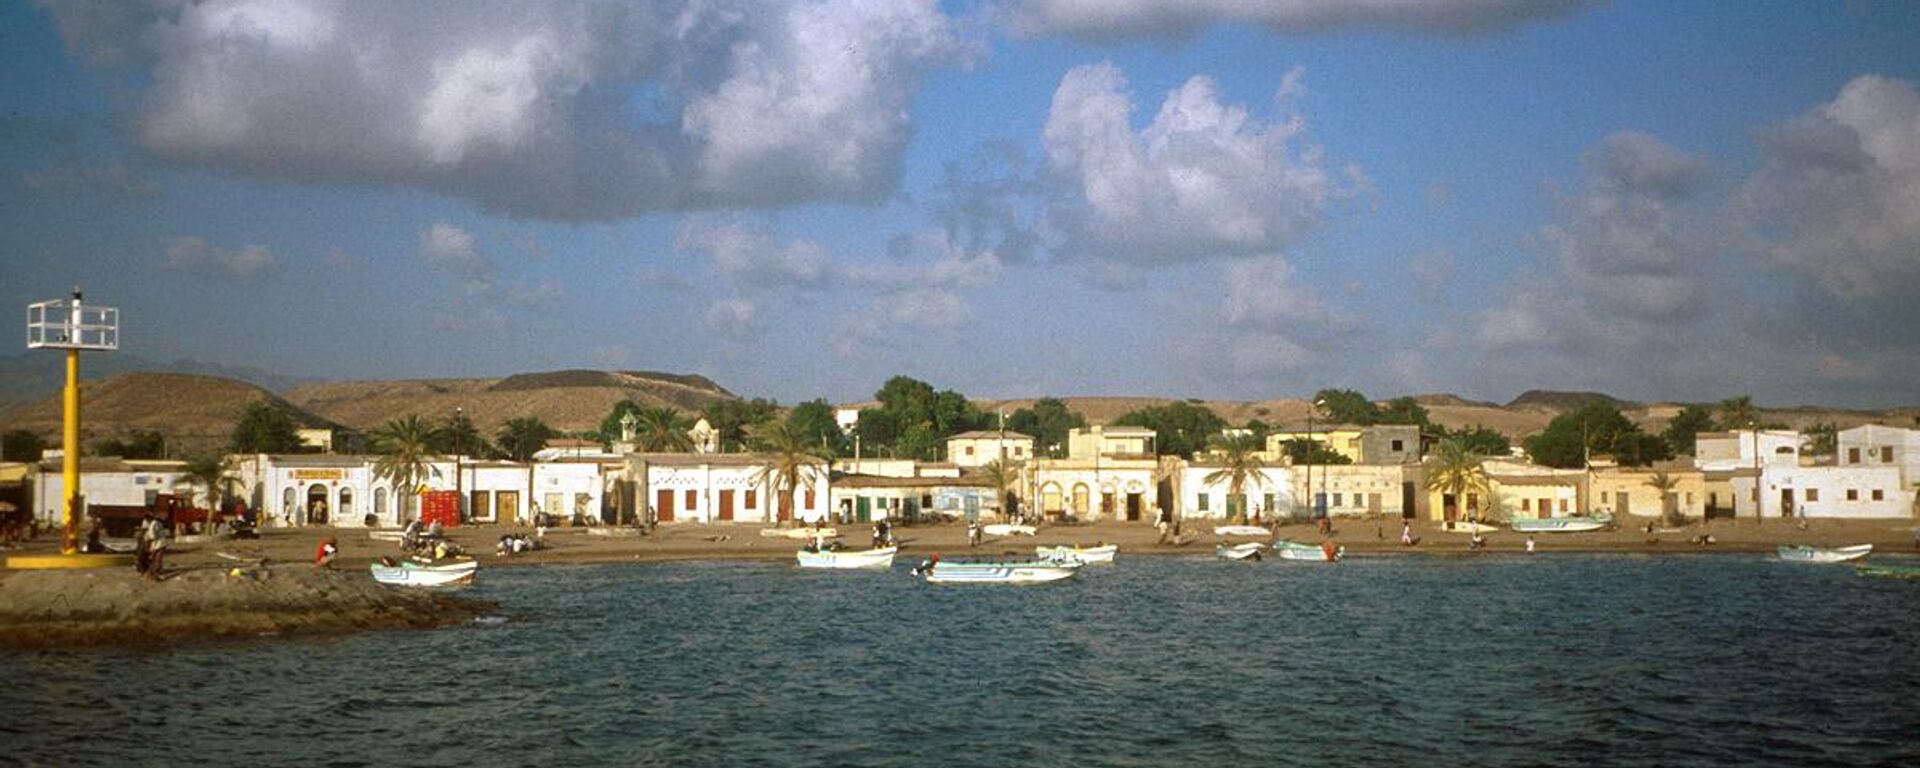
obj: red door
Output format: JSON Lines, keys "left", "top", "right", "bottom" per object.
{"left": 655, "top": 489, "right": 675, "bottom": 523}
{"left": 718, "top": 490, "right": 735, "bottom": 522}
{"left": 1538, "top": 498, "right": 1552, "bottom": 518}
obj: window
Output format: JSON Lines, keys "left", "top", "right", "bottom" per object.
{"left": 1559, "top": 499, "right": 1569, "bottom": 513}
{"left": 1848, "top": 448, "right": 1861, "bottom": 464}
{"left": 965, "top": 446, "right": 975, "bottom": 456}
{"left": 1197, "top": 494, "right": 1210, "bottom": 512}
{"left": 1847, "top": 489, "right": 1859, "bottom": 501}
{"left": 1882, "top": 446, "right": 1895, "bottom": 463}
{"left": 1014, "top": 446, "right": 1024, "bottom": 457}
{"left": 803, "top": 490, "right": 815, "bottom": 509}
{"left": 1872, "top": 489, "right": 1884, "bottom": 501}
{"left": 1521, "top": 498, "right": 1532, "bottom": 512}
{"left": 684, "top": 489, "right": 696, "bottom": 510}
{"left": 1391, "top": 439, "right": 1404, "bottom": 452}
{"left": 745, "top": 490, "right": 758, "bottom": 509}
{"left": 1806, "top": 488, "right": 1820, "bottom": 502}
{"left": 1685, "top": 492, "right": 1694, "bottom": 506}
{"left": 1332, "top": 493, "right": 1343, "bottom": 507}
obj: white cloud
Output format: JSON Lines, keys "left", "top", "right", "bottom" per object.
{"left": 160, "top": 236, "right": 275, "bottom": 280}
{"left": 1011, "top": 0, "right": 1595, "bottom": 39}
{"left": 673, "top": 219, "right": 832, "bottom": 288}
{"left": 45, "top": 0, "right": 967, "bottom": 220}
{"left": 1409, "top": 247, "right": 1453, "bottom": 301}
{"left": 706, "top": 297, "right": 757, "bottom": 333}
{"left": 420, "top": 221, "right": 493, "bottom": 289}
{"left": 1042, "top": 63, "right": 1339, "bottom": 267}
{"left": 1738, "top": 74, "right": 1920, "bottom": 300}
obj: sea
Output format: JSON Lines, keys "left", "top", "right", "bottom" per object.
{"left": 4, "top": 553, "right": 1919, "bottom": 767}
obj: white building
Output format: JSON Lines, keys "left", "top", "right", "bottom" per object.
{"left": 531, "top": 459, "right": 617, "bottom": 524}
{"left": 1030, "top": 457, "right": 1158, "bottom": 521}
{"left": 1756, "top": 465, "right": 1909, "bottom": 519}
{"left": 1298, "top": 464, "right": 1421, "bottom": 519}
{"left": 1694, "top": 429, "right": 1804, "bottom": 471}
{"left": 944, "top": 430, "right": 1035, "bottom": 468}
{"left": 461, "top": 461, "right": 536, "bottom": 524}
{"left": 29, "top": 458, "right": 188, "bottom": 526}
{"left": 629, "top": 453, "right": 829, "bottom": 524}
{"left": 1837, "top": 425, "right": 1920, "bottom": 489}
{"left": 1067, "top": 425, "right": 1156, "bottom": 459}
{"left": 253, "top": 454, "right": 457, "bottom": 528}
{"left": 1180, "top": 464, "right": 1295, "bottom": 520}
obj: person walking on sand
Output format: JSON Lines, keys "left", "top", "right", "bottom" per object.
{"left": 141, "top": 512, "right": 169, "bottom": 579}
{"left": 1400, "top": 521, "right": 1415, "bottom": 547}
{"left": 1525, "top": 535, "right": 1536, "bottom": 554}
{"left": 968, "top": 521, "right": 982, "bottom": 548}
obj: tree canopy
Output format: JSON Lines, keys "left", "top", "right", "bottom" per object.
{"left": 1433, "top": 424, "right": 1510, "bottom": 456}
{"left": 1661, "top": 404, "right": 1717, "bottom": 456}
{"left": 1310, "top": 388, "right": 1432, "bottom": 428}
{"left": 1112, "top": 401, "right": 1225, "bottom": 458}
{"left": 2, "top": 430, "right": 44, "bottom": 462}
{"left": 851, "top": 375, "right": 991, "bottom": 460}
{"left": 230, "top": 402, "right": 303, "bottom": 454}
{"left": 1006, "top": 398, "right": 1087, "bottom": 457}
{"left": 496, "top": 417, "right": 557, "bottom": 461}
{"left": 1524, "top": 401, "right": 1671, "bottom": 468}
{"left": 785, "top": 399, "right": 848, "bottom": 456}
{"left": 703, "top": 398, "right": 779, "bottom": 452}
{"left": 92, "top": 429, "right": 167, "bottom": 459}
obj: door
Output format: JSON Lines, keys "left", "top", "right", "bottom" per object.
{"left": 1401, "top": 482, "right": 1417, "bottom": 520}
{"left": 496, "top": 491, "right": 519, "bottom": 525}
{"left": 1617, "top": 493, "right": 1630, "bottom": 517}
{"left": 855, "top": 496, "right": 871, "bottom": 523}
{"left": 1442, "top": 493, "right": 1459, "bottom": 522}
{"left": 718, "top": 489, "right": 735, "bottom": 522}
{"left": 655, "top": 489, "right": 675, "bottom": 523}
{"left": 1126, "top": 493, "right": 1143, "bottom": 522}
{"left": 1780, "top": 488, "right": 1794, "bottom": 518}
{"left": 1538, "top": 497, "right": 1552, "bottom": 518}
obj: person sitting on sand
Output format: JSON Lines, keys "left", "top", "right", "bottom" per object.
{"left": 1469, "top": 532, "right": 1487, "bottom": 550}
{"left": 400, "top": 519, "right": 423, "bottom": 551}
{"left": 315, "top": 537, "right": 338, "bottom": 569}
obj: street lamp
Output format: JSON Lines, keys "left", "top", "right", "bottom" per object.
{"left": 1307, "top": 396, "right": 1327, "bottom": 522}
{"left": 26, "top": 288, "right": 118, "bottom": 555}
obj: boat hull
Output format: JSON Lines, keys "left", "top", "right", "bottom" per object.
{"left": 1856, "top": 563, "right": 1920, "bottom": 579}
{"left": 1035, "top": 545, "right": 1118, "bottom": 564}
{"left": 796, "top": 546, "right": 897, "bottom": 569}
{"left": 922, "top": 562, "right": 1078, "bottom": 584}
{"left": 1213, "top": 525, "right": 1271, "bottom": 537}
{"left": 1273, "top": 540, "right": 1343, "bottom": 562}
{"left": 761, "top": 528, "right": 838, "bottom": 540}
{"left": 1778, "top": 544, "right": 1872, "bottom": 563}
{"left": 1510, "top": 517, "right": 1608, "bottom": 533}
{"left": 1216, "top": 543, "right": 1266, "bottom": 561}
{"left": 982, "top": 524, "right": 1037, "bottom": 536}
{"left": 370, "top": 560, "right": 477, "bottom": 587}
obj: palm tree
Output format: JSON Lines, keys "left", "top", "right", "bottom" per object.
{"left": 1424, "top": 437, "right": 1491, "bottom": 528}
{"left": 1202, "top": 433, "right": 1269, "bottom": 523}
{"left": 976, "top": 459, "right": 1020, "bottom": 520}
{"left": 495, "top": 417, "right": 556, "bottom": 462}
{"left": 750, "top": 421, "right": 828, "bottom": 526}
{"left": 1717, "top": 395, "right": 1761, "bottom": 523}
{"left": 372, "top": 415, "right": 441, "bottom": 525}
{"left": 177, "top": 453, "right": 237, "bottom": 535}
{"left": 436, "top": 410, "right": 491, "bottom": 458}
{"left": 633, "top": 407, "right": 694, "bottom": 452}
{"left": 1646, "top": 471, "right": 1682, "bottom": 528}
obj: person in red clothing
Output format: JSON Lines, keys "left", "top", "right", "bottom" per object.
{"left": 314, "top": 537, "right": 338, "bottom": 569}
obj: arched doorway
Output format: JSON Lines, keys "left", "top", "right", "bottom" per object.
{"left": 307, "top": 484, "right": 330, "bottom": 525}
{"left": 374, "top": 488, "right": 388, "bottom": 522}
{"left": 338, "top": 487, "right": 356, "bottom": 525}
{"left": 1071, "top": 483, "right": 1090, "bottom": 518}
{"left": 282, "top": 487, "right": 297, "bottom": 525}
{"left": 1040, "top": 482, "right": 1063, "bottom": 517}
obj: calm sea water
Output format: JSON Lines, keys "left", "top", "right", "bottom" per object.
{"left": 5, "top": 554, "right": 1919, "bottom": 767}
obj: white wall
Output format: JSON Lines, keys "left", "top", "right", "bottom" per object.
{"left": 1760, "top": 466, "right": 1910, "bottom": 519}
{"left": 32, "top": 469, "right": 185, "bottom": 526}
{"left": 1181, "top": 466, "right": 1294, "bottom": 519}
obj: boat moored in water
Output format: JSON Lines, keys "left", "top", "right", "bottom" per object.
{"left": 370, "top": 558, "right": 478, "bottom": 587}
{"left": 1778, "top": 544, "right": 1873, "bottom": 563}
{"left": 1036, "top": 544, "right": 1118, "bottom": 564}
{"left": 1216, "top": 542, "right": 1266, "bottom": 561}
{"left": 1509, "top": 515, "right": 1610, "bottom": 533}
{"left": 796, "top": 546, "right": 897, "bottom": 569}
{"left": 1273, "top": 538, "right": 1343, "bottom": 562}
{"left": 1855, "top": 562, "right": 1920, "bottom": 579}
{"left": 914, "top": 557, "right": 1079, "bottom": 584}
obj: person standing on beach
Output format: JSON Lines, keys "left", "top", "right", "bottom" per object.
{"left": 1525, "top": 536, "right": 1536, "bottom": 554}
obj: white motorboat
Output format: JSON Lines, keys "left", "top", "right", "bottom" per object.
{"left": 916, "top": 559, "right": 1079, "bottom": 584}
{"left": 796, "top": 546, "right": 898, "bottom": 569}
{"left": 760, "top": 527, "right": 839, "bottom": 540}
{"left": 1214, "top": 525, "right": 1271, "bottom": 537}
{"left": 1035, "top": 544, "right": 1118, "bottom": 564}
{"left": 1216, "top": 542, "right": 1266, "bottom": 561}
{"left": 982, "top": 524, "right": 1037, "bottom": 536}
{"left": 370, "top": 558, "right": 478, "bottom": 587}
{"left": 1273, "top": 538, "right": 1343, "bottom": 562}
{"left": 1777, "top": 544, "right": 1872, "bottom": 563}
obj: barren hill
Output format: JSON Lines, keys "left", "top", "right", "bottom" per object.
{"left": 0, "top": 372, "right": 329, "bottom": 455}
{"left": 286, "top": 369, "right": 737, "bottom": 434}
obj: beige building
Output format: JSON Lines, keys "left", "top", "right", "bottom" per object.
{"left": 1265, "top": 424, "right": 1422, "bottom": 465}
{"left": 1067, "top": 425, "right": 1156, "bottom": 459}
{"left": 1427, "top": 459, "right": 1585, "bottom": 523}
{"left": 1588, "top": 465, "right": 1706, "bottom": 520}
{"left": 944, "top": 430, "right": 1034, "bottom": 468}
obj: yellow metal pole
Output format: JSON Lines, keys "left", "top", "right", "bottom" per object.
{"left": 62, "top": 348, "right": 80, "bottom": 554}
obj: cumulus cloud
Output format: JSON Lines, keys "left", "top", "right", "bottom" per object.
{"left": 1477, "top": 132, "right": 1709, "bottom": 355}
{"left": 160, "top": 236, "right": 275, "bottom": 280}
{"left": 673, "top": 219, "right": 833, "bottom": 288}
{"left": 420, "top": 221, "right": 491, "bottom": 278}
{"left": 705, "top": 297, "right": 758, "bottom": 334}
{"left": 42, "top": 0, "right": 967, "bottom": 220}
{"left": 1011, "top": 0, "right": 1595, "bottom": 40}
{"left": 1042, "top": 63, "right": 1339, "bottom": 268}
{"left": 1216, "top": 255, "right": 1362, "bottom": 373}
{"left": 1737, "top": 74, "right": 1920, "bottom": 300}
{"left": 418, "top": 221, "right": 564, "bottom": 331}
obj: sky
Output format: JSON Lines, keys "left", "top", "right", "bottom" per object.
{"left": 2, "top": 1, "right": 1918, "bottom": 408}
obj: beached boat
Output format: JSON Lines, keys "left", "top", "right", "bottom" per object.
{"left": 796, "top": 546, "right": 897, "bottom": 570}
{"left": 370, "top": 558, "right": 478, "bottom": 587}
{"left": 1216, "top": 542, "right": 1266, "bottom": 561}
{"left": 982, "top": 524, "right": 1037, "bottom": 536}
{"left": 1777, "top": 544, "right": 1873, "bottom": 563}
{"left": 917, "top": 559, "right": 1079, "bottom": 585}
{"left": 760, "top": 527, "right": 838, "bottom": 540}
{"left": 1035, "top": 544, "right": 1118, "bottom": 564}
{"left": 1213, "top": 525, "right": 1271, "bottom": 537}
{"left": 1855, "top": 563, "right": 1920, "bottom": 579}
{"left": 1439, "top": 521, "right": 1498, "bottom": 534}
{"left": 1273, "top": 538, "right": 1343, "bottom": 562}
{"left": 1510, "top": 515, "right": 1610, "bottom": 533}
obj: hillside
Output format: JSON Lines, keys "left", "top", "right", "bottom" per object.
{"left": 0, "top": 372, "right": 329, "bottom": 455}
{"left": 285, "top": 369, "right": 738, "bottom": 434}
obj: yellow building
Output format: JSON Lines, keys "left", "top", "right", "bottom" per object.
{"left": 1588, "top": 464, "right": 1706, "bottom": 521}
{"left": 1426, "top": 459, "right": 1585, "bottom": 522}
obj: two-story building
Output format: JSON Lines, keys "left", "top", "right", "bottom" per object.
{"left": 944, "top": 430, "right": 1035, "bottom": 468}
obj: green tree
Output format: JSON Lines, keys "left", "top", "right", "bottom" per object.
{"left": 1717, "top": 395, "right": 1758, "bottom": 432}
{"left": 895, "top": 423, "right": 942, "bottom": 461}
{"left": 749, "top": 421, "right": 829, "bottom": 525}
{"left": 975, "top": 458, "right": 1021, "bottom": 518}
{"left": 430, "top": 410, "right": 490, "bottom": 458}
{"left": 1524, "top": 401, "right": 1666, "bottom": 468}
{"left": 1313, "top": 388, "right": 1377, "bottom": 425}
{"left": 1436, "top": 424, "right": 1511, "bottom": 456}
{"left": 92, "top": 429, "right": 167, "bottom": 459}
{"left": 1202, "top": 433, "right": 1270, "bottom": 523}
{"left": 1243, "top": 419, "right": 1272, "bottom": 443}
{"left": 853, "top": 408, "right": 900, "bottom": 455}
{"left": 1284, "top": 438, "right": 1352, "bottom": 466}
{"left": 1646, "top": 470, "right": 1683, "bottom": 527}
{"left": 496, "top": 417, "right": 558, "bottom": 462}
{"left": 1006, "top": 397, "right": 1087, "bottom": 457}
{"left": 1805, "top": 422, "right": 1838, "bottom": 457}
{"left": 703, "top": 398, "right": 779, "bottom": 452}
{"left": 230, "top": 401, "right": 303, "bottom": 454}
{"left": 786, "top": 399, "right": 848, "bottom": 456}
{"left": 371, "top": 415, "right": 441, "bottom": 524}
{"left": 1425, "top": 437, "right": 1492, "bottom": 524}
{"left": 628, "top": 407, "right": 693, "bottom": 453}
{"left": 176, "top": 453, "right": 237, "bottom": 532}
{"left": 1374, "top": 397, "right": 1432, "bottom": 428}
{"left": 1, "top": 430, "right": 44, "bottom": 462}
{"left": 875, "top": 375, "right": 938, "bottom": 428}
{"left": 1662, "top": 404, "right": 1718, "bottom": 456}
{"left": 1112, "top": 401, "right": 1227, "bottom": 458}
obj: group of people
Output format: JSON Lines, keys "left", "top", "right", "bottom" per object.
{"left": 133, "top": 512, "right": 168, "bottom": 579}
{"left": 870, "top": 520, "right": 894, "bottom": 549}
{"left": 496, "top": 533, "right": 540, "bottom": 556}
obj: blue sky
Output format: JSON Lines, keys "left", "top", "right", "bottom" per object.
{"left": 3, "top": 1, "right": 1918, "bottom": 407}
